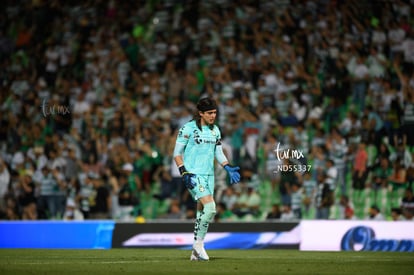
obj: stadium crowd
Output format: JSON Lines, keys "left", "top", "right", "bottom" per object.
{"left": 1, "top": 0, "right": 414, "bottom": 222}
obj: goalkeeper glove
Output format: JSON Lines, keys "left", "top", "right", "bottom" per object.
{"left": 179, "top": 165, "right": 196, "bottom": 190}
{"left": 224, "top": 165, "right": 240, "bottom": 184}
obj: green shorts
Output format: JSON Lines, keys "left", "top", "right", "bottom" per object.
{"left": 188, "top": 174, "right": 215, "bottom": 201}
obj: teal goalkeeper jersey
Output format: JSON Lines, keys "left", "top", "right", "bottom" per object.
{"left": 176, "top": 120, "right": 222, "bottom": 176}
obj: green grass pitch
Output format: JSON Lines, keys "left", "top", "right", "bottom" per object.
{"left": 0, "top": 249, "right": 413, "bottom": 275}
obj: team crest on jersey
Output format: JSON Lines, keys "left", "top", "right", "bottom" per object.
{"left": 211, "top": 129, "right": 216, "bottom": 136}
{"left": 199, "top": 185, "right": 205, "bottom": 193}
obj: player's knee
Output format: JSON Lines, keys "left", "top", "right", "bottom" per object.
{"left": 203, "top": 201, "right": 217, "bottom": 222}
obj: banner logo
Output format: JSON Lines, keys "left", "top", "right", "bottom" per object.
{"left": 341, "top": 226, "right": 414, "bottom": 252}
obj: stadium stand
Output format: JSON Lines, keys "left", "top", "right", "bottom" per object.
{"left": 0, "top": 0, "right": 413, "bottom": 222}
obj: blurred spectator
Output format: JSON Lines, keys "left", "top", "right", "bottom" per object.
{"left": 215, "top": 202, "right": 235, "bottom": 222}
{"left": 2, "top": 195, "right": 19, "bottom": 220}
{"left": 367, "top": 205, "right": 385, "bottom": 221}
{"left": 390, "top": 207, "right": 404, "bottom": 221}
{"left": 344, "top": 206, "right": 356, "bottom": 220}
{"left": 315, "top": 172, "right": 334, "bottom": 220}
{"left": 122, "top": 163, "right": 141, "bottom": 216}
{"left": 180, "top": 188, "right": 197, "bottom": 220}
{"left": 349, "top": 54, "right": 369, "bottom": 112}
{"left": 168, "top": 151, "right": 184, "bottom": 203}
{"left": 365, "top": 105, "right": 386, "bottom": 147}
{"left": 292, "top": 123, "right": 309, "bottom": 164}
{"left": 388, "top": 160, "right": 408, "bottom": 207}
{"left": 116, "top": 174, "right": 137, "bottom": 222}
{"left": 352, "top": 141, "right": 369, "bottom": 191}
{"left": 152, "top": 165, "right": 173, "bottom": 201}
{"left": 28, "top": 146, "right": 48, "bottom": 172}
{"left": 406, "top": 165, "right": 414, "bottom": 190}
{"left": 389, "top": 138, "right": 413, "bottom": 169}
{"left": 0, "top": 158, "right": 10, "bottom": 211}
{"left": 17, "top": 170, "right": 37, "bottom": 220}
{"left": 326, "top": 127, "right": 347, "bottom": 194}
{"left": 63, "top": 147, "right": 82, "bottom": 184}
{"left": 233, "top": 185, "right": 261, "bottom": 219}
{"left": 371, "top": 156, "right": 393, "bottom": 204}
{"left": 401, "top": 85, "right": 414, "bottom": 147}
{"left": 372, "top": 142, "right": 391, "bottom": 169}
{"left": 367, "top": 47, "right": 388, "bottom": 78}
{"left": 214, "top": 160, "right": 228, "bottom": 203}
{"left": 401, "top": 187, "right": 414, "bottom": 214}
{"left": 88, "top": 173, "right": 111, "bottom": 220}
{"left": 309, "top": 144, "right": 326, "bottom": 182}
{"left": 325, "top": 158, "right": 338, "bottom": 192}
{"left": 63, "top": 198, "right": 84, "bottom": 221}
{"left": 262, "top": 131, "right": 282, "bottom": 190}
{"left": 76, "top": 171, "right": 94, "bottom": 219}
{"left": 339, "top": 195, "right": 354, "bottom": 220}
{"left": 278, "top": 159, "right": 298, "bottom": 206}
{"left": 290, "top": 183, "right": 303, "bottom": 219}
{"left": 34, "top": 165, "right": 66, "bottom": 219}
{"left": 266, "top": 204, "right": 281, "bottom": 220}
{"left": 220, "top": 186, "right": 238, "bottom": 213}
{"left": 53, "top": 166, "right": 68, "bottom": 219}
{"left": 160, "top": 198, "right": 183, "bottom": 220}
{"left": 402, "top": 209, "right": 414, "bottom": 221}
{"left": 44, "top": 41, "right": 59, "bottom": 87}
{"left": 280, "top": 204, "right": 296, "bottom": 221}
{"left": 302, "top": 171, "right": 317, "bottom": 218}
{"left": 400, "top": 29, "right": 414, "bottom": 64}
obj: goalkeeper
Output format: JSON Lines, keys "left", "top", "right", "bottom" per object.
{"left": 173, "top": 97, "right": 240, "bottom": 261}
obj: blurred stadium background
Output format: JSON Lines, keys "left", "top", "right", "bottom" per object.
{"left": 0, "top": 0, "right": 413, "bottom": 235}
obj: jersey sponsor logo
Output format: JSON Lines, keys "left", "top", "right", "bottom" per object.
{"left": 193, "top": 129, "right": 217, "bottom": 144}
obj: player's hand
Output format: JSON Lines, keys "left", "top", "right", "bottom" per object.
{"left": 179, "top": 165, "right": 197, "bottom": 189}
{"left": 224, "top": 165, "right": 240, "bottom": 184}
{"left": 182, "top": 172, "right": 196, "bottom": 189}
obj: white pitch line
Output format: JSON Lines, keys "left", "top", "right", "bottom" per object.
{"left": 17, "top": 260, "right": 163, "bottom": 265}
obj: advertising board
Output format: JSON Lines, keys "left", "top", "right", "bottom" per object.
{"left": 300, "top": 221, "right": 414, "bottom": 252}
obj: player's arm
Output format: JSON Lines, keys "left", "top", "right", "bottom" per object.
{"left": 173, "top": 125, "right": 196, "bottom": 189}
{"left": 215, "top": 139, "right": 240, "bottom": 184}
{"left": 173, "top": 140, "right": 187, "bottom": 175}
{"left": 214, "top": 142, "right": 229, "bottom": 167}
{"left": 173, "top": 124, "right": 190, "bottom": 171}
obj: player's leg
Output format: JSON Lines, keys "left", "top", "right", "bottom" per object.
{"left": 192, "top": 197, "right": 216, "bottom": 260}
{"left": 190, "top": 175, "right": 216, "bottom": 261}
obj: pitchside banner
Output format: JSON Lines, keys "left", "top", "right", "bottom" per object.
{"left": 112, "top": 221, "right": 300, "bottom": 249}
{"left": 0, "top": 221, "right": 115, "bottom": 249}
{"left": 300, "top": 221, "right": 414, "bottom": 252}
